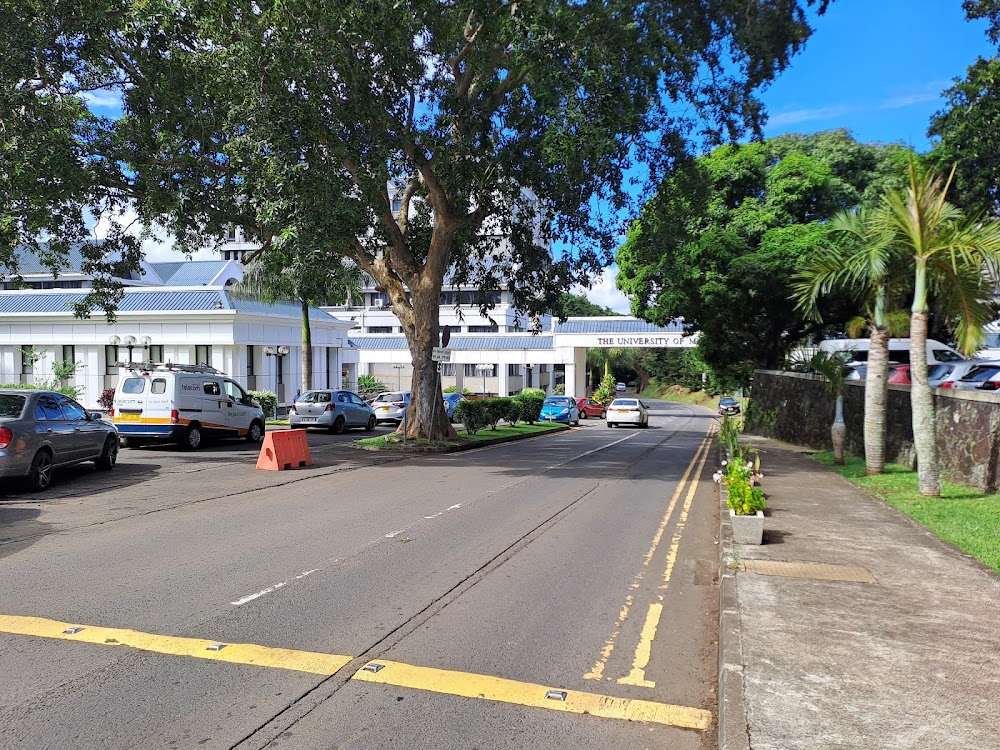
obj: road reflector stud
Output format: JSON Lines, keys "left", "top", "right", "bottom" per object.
{"left": 545, "top": 690, "right": 568, "bottom": 701}
{"left": 62, "top": 627, "right": 84, "bottom": 635}
{"left": 206, "top": 643, "right": 226, "bottom": 651}
{"left": 362, "top": 663, "right": 385, "bottom": 673}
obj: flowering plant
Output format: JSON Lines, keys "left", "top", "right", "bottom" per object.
{"left": 714, "top": 459, "right": 766, "bottom": 516}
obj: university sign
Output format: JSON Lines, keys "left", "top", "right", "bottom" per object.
{"left": 559, "top": 333, "right": 700, "bottom": 349}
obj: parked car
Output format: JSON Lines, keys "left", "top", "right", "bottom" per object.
{"left": 718, "top": 397, "right": 741, "bottom": 415}
{"left": 930, "top": 360, "right": 998, "bottom": 389}
{"left": 370, "top": 391, "right": 411, "bottom": 424}
{"left": 540, "top": 396, "right": 580, "bottom": 425}
{"left": 0, "top": 389, "right": 119, "bottom": 491}
{"left": 887, "top": 364, "right": 911, "bottom": 385}
{"left": 615, "top": 382, "right": 627, "bottom": 392}
{"left": 288, "top": 390, "right": 376, "bottom": 433}
{"left": 952, "top": 363, "right": 1000, "bottom": 392}
{"left": 607, "top": 398, "right": 649, "bottom": 428}
{"left": 443, "top": 392, "right": 468, "bottom": 422}
{"left": 576, "top": 397, "right": 607, "bottom": 419}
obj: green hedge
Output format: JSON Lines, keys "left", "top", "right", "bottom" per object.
{"left": 1, "top": 382, "right": 80, "bottom": 398}
{"left": 454, "top": 399, "right": 490, "bottom": 435}
{"left": 513, "top": 394, "right": 544, "bottom": 424}
{"left": 249, "top": 390, "right": 278, "bottom": 419}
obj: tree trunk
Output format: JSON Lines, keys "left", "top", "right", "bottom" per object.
{"left": 300, "top": 298, "right": 313, "bottom": 392}
{"left": 910, "top": 309, "right": 941, "bottom": 496}
{"left": 831, "top": 393, "right": 846, "bottom": 465}
{"left": 864, "top": 326, "right": 891, "bottom": 474}
{"left": 633, "top": 360, "right": 651, "bottom": 394}
{"left": 397, "top": 280, "right": 457, "bottom": 441}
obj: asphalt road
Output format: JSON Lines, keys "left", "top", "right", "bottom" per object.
{"left": 0, "top": 399, "right": 720, "bottom": 749}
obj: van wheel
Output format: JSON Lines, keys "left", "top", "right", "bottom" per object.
{"left": 124, "top": 437, "right": 143, "bottom": 449}
{"left": 27, "top": 449, "right": 54, "bottom": 491}
{"left": 245, "top": 420, "right": 264, "bottom": 444}
{"left": 330, "top": 416, "right": 346, "bottom": 435}
{"left": 181, "top": 424, "right": 203, "bottom": 450}
{"left": 365, "top": 415, "right": 376, "bottom": 432}
{"left": 95, "top": 436, "right": 118, "bottom": 470}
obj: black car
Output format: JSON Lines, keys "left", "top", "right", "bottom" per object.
{"left": 718, "top": 397, "right": 741, "bottom": 416}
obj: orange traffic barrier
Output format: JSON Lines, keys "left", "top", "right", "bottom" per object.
{"left": 256, "top": 429, "right": 312, "bottom": 471}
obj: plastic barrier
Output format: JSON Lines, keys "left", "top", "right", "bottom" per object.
{"left": 256, "top": 429, "right": 312, "bottom": 471}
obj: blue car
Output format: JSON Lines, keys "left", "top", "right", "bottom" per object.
{"left": 443, "top": 392, "right": 468, "bottom": 422}
{"left": 539, "top": 396, "right": 580, "bottom": 426}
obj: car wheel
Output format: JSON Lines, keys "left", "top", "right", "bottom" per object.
{"left": 245, "top": 420, "right": 264, "bottom": 444}
{"left": 607, "top": 421, "right": 614, "bottom": 429}
{"left": 27, "top": 449, "right": 54, "bottom": 491}
{"left": 600, "top": 411, "right": 606, "bottom": 419}
{"left": 124, "top": 437, "right": 143, "bottom": 449}
{"left": 330, "top": 416, "right": 346, "bottom": 435}
{"left": 181, "top": 424, "right": 203, "bottom": 451}
{"left": 95, "top": 435, "right": 118, "bottom": 470}
{"left": 579, "top": 410, "right": 587, "bottom": 420}
{"left": 365, "top": 415, "right": 376, "bottom": 431}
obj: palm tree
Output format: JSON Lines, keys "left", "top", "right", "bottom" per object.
{"left": 876, "top": 161, "right": 1000, "bottom": 495}
{"left": 794, "top": 208, "right": 909, "bottom": 475}
{"left": 233, "top": 238, "right": 364, "bottom": 392}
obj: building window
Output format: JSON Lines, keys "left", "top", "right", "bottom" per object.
{"left": 195, "top": 345, "right": 211, "bottom": 366}
{"left": 391, "top": 195, "right": 403, "bottom": 213}
{"left": 367, "top": 326, "right": 394, "bottom": 334}
{"left": 226, "top": 226, "right": 237, "bottom": 242}
{"left": 246, "top": 346, "right": 255, "bottom": 376}
{"left": 442, "top": 363, "right": 456, "bottom": 376}
{"left": 20, "top": 346, "right": 35, "bottom": 375}
{"left": 507, "top": 364, "right": 521, "bottom": 376}
{"left": 468, "top": 325, "right": 498, "bottom": 333}
{"left": 61, "top": 345, "right": 75, "bottom": 365}
{"left": 105, "top": 345, "right": 119, "bottom": 374}
{"left": 148, "top": 344, "right": 163, "bottom": 363}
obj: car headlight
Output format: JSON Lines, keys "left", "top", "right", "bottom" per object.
{"left": 559, "top": 408, "right": 569, "bottom": 414}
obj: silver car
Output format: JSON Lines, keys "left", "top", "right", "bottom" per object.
{"left": 0, "top": 389, "right": 119, "bottom": 491}
{"left": 951, "top": 363, "right": 1000, "bottom": 392}
{"left": 930, "top": 360, "right": 1000, "bottom": 389}
{"left": 370, "top": 391, "right": 411, "bottom": 424}
{"left": 288, "top": 390, "right": 377, "bottom": 434}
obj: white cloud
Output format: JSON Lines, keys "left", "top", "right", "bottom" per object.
{"left": 767, "top": 82, "right": 951, "bottom": 129}
{"left": 92, "top": 206, "right": 210, "bottom": 262}
{"left": 80, "top": 90, "right": 123, "bottom": 112}
{"left": 768, "top": 104, "right": 858, "bottom": 128}
{"left": 571, "top": 266, "right": 632, "bottom": 314}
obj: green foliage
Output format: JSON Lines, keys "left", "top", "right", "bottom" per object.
{"left": 553, "top": 293, "right": 617, "bottom": 318}
{"left": 592, "top": 373, "right": 617, "bottom": 405}
{"left": 1, "top": 383, "right": 80, "bottom": 398}
{"left": 723, "top": 466, "right": 767, "bottom": 516}
{"left": 617, "top": 130, "right": 914, "bottom": 385}
{"left": 744, "top": 401, "right": 779, "bottom": 434}
{"left": 249, "top": 390, "right": 278, "bottom": 419}
{"left": 520, "top": 387, "right": 546, "bottom": 400}
{"left": 480, "top": 398, "right": 510, "bottom": 431}
{"left": 513, "top": 395, "right": 545, "bottom": 425}
{"left": 443, "top": 385, "right": 474, "bottom": 395}
{"left": 552, "top": 384, "right": 566, "bottom": 396}
{"left": 356, "top": 375, "right": 387, "bottom": 397}
{"left": 454, "top": 400, "right": 489, "bottom": 436}
{"left": 51, "top": 359, "right": 79, "bottom": 383}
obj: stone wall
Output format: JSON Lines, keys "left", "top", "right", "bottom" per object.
{"left": 746, "top": 370, "right": 1000, "bottom": 492}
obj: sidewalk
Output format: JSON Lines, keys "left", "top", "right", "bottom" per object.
{"left": 718, "top": 438, "right": 1000, "bottom": 750}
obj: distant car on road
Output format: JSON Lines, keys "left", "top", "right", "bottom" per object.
{"left": 288, "top": 390, "right": 376, "bottom": 433}
{"left": 607, "top": 398, "right": 649, "bottom": 428}
{"left": 540, "top": 396, "right": 580, "bottom": 425}
{"left": 370, "top": 391, "right": 411, "bottom": 424}
{"left": 442, "top": 392, "right": 468, "bottom": 422}
{"left": 718, "top": 397, "right": 741, "bottom": 416}
{"left": 576, "top": 397, "right": 607, "bottom": 419}
{"left": 0, "top": 389, "right": 119, "bottom": 491}
{"left": 615, "top": 382, "right": 627, "bottom": 392}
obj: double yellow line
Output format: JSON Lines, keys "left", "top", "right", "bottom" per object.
{"left": 584, "top": 426, "right": 714, "bottom": 688}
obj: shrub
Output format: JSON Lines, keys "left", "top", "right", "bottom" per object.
{"left": 714, "top": 458, "right": 766, "bottom": 516}
{"left": 481, "top": 397, "right": 509, "bottom": 430}
{"left": 513, "top": 394, "right": 544, "bottom": 424}
{"left": 454, "top": 400, "right": 489, "bottom": 435}
{"left": 356, "top": 374, "right": 387, "bottom": 398}
{"left": 1, "top": 382, "right": 82, "bottom": 399}
{"left": 520, "top": 387, "right": 545, "bottom": 399}
{"left": 98, "top": 388, "right": 116, "bottom": 410}
{"left": 502, "top": 398, "right": 521, "bottom": 427}
{"left": 552, "top": 384, "right": 566, "bottom": 395}
{"left": 249, "top": 390, "right": 278, "bottom": 418}
{"left": 593, "top": 373, "right": 617, "bottom": 405}
{"left": 443, "top": 385, "right": 473, "bottom": 395}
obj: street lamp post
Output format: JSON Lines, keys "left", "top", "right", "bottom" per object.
{"left": 264, "top": 345, "right": 290, "bottom": 402}
{"left": 475, "top": 364, "right": 492, "bottom": 396}
{"left": 392, "top": 363, "right": 405, "bottom": 390}
{"left": 140, "top": 335, "right": 152, "bottom": 364}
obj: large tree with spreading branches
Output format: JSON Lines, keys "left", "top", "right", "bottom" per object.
{"left": 2, "top": 0, "right": 830, "bottom": 439}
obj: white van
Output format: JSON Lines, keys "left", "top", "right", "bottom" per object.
{"left": 112, "top": 364, "right": 265, "bottom": 450}
{"left": 817, "top": 338, "right": 964, "bottom": 366}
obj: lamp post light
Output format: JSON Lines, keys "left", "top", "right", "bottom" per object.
{"left": 392, "top": 363, "right": 405, "bottom": 390}
{"left": 264, "top": 345, "right": 290, "bottom": 400}
{"left": 139, "top": 335, "right": 152, "bottom": 364}
{"left": 475, "top": 363, "right": 493, "bottom": 396}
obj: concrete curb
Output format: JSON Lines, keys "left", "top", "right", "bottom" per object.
{"left": 351, "top": 423, "right": 569, "bottom": 453}
{"left": 717, "top": 447, "right": 751, "bottom": 750}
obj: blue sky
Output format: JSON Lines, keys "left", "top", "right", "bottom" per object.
{"left": 585, "top": 0, "right": 999, "bottom": 313}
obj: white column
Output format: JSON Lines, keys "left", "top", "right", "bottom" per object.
{"left": 564, "top": 347, "right": 587, "bottom": 399}
{"left": 498, "top": 365, "right": 509, "bottom": 397}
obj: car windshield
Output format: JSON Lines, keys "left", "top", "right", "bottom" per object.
{"left": 543, "top": 397, "right": 573, "bottom": 406}
{"left": 612, "top": 399, "right": 638, "bottom": 407}
{"left": 720, "top": 398, "right": 737, "bottom": 405}
{"left": 0, "top": 394, "right": 26, "bottom": 418}
{"left": 963, "top": 365, "right": 1000, "bottom": 382}
{"left": 929, "top": 364, "right": 953, "bottom": 380}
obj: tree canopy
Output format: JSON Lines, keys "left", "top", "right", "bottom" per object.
{"left": 2, "top": 0, "right": 831, "bottom": 437}
{"left": 616, "top": 130, "right": 913, "bottom": 382}
{"left": 553, "top": 293, "right": 619, "bottom": 318}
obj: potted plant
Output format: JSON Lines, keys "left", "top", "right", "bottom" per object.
{"left": 715, "top": 417, "right": 766, "bottom": 544}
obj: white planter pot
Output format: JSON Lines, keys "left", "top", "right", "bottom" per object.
{"left": 730, "top": 509, "right": 764, "bottom": 545}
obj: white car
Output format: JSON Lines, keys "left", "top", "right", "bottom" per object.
{"left": 615, "top": 382, "right": 627, "bottom": 392}
{"left": 607, "top": 398, "right": 649, "bottom": 428}
{"left": 951, "top": 363, "right": 1000, "bottom": 392}
{"left": 370, "top": 391, "right": 411, "bottom": 424}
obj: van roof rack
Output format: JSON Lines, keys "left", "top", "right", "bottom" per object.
{"left": 130, "top": 362, "right": 223, "bottom": 375}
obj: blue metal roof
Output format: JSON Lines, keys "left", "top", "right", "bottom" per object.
{"left": 348, "top": 335, "right": 554, "bottom": 351}
{"left": 3, "top": 244, "right": 90, "bottom": 275}
{"left": 159, "top": 261, "right": 233, "bottom": 287}
{"left": 554, "top": 318, "right": 685, "bottom": 334}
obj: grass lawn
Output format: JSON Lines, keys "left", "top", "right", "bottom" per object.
{"left": 813, "top": 452, "right": 1000, "bottom": 575}
{"left": 355, "top": 422, "right": 565, "bottom": 451}
{"left": 265, "top": 419, "right": 289, "bottom": 426}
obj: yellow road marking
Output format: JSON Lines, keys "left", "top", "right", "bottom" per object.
{"left": 584, "top": 428, "right": 712, "bottom": 682}
{"left": 0, "top": 615, "right": 353, "bottom": 676}
{"left": 619, "top": 429, "right": 712, "bottom": 688}
{"left": 353, "top": 659, "right": 711, "bottom": 730}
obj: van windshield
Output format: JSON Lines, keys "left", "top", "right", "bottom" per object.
{"left": 931, "top": 349, "right": 963, "bottom": 362}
